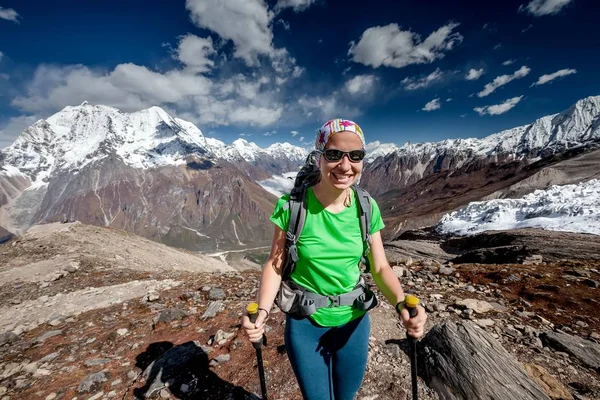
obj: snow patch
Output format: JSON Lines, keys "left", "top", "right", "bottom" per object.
{"left": 437, "top": 179, "right": 600, "bottom": 236}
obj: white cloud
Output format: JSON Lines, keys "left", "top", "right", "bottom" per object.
{"left": 263, "top": 129, "right": 277, "bottom": 136}
{"left": 0, "top": 51, "right": 3, "bottom": 61}
{"left": 275, "top": 0, "right": 317, "bottom": 12}
{"left": 0, "top": 7, "right": 19, "bottom": 23}
{"left": 474, "top": 96, "right": 523, "bottom": 116}
{"left": 530, "top": 68, "right": 577, "bottom": 86}
{"left": 185, "top": 0, "right": 275, "bottom": 66}
{"left": 465, "top": 68, "right": 484, "bottom": 80}
{"left": 9, "top": 62, "right": 292, "bottom": 131}
{"left": 402, "top": 68, "right": 443, "bottom": 90}
{"left": 422, "top": 98, "right": 441, "bottom": 112}
{"left": 502, "top": 59, "right": 515, "bottom": 66}
{"left": 477, "top": 66, "right": 531, "bottom": 97}
{"left": 519, "top": 0, "right": 574, "bottom": 16}
{"left": 446, "top": 98, "right": 452, "bottom": 102}
{"left": 299, "top": 136, "right": 305, "bottom": 142}
{"left": 345, "top": 75, "right": 377, "bottom": 95}
{"left": 297, "top": 94, "right": 360, "bottom": 120}
{"left": 522, "top": 24, "right": 533, "bottom": 33}
{"left": 348, "top": 22, "right": 462, "bottom": 69}
{"left": 176, "top": 34, "right": 215, "bottom": 73}
{"left": 277, "top": 19, "right": 290, "bottom": 30}
{"left": 291, "top": 130, "right": 299, "bottom": 136}
{"left": 493, "top": 43, "right": 502, "bottom": 51}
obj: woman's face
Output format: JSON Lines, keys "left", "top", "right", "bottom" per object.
{"left": 319, "top": 130, "right": 364, "bottom": 191}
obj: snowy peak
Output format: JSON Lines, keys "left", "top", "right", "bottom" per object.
{"left": 373, "top": 95, "right": 600, "bottom": 164}
{"left": 5, "top": 103, "right": 210, "bottom": 184}
{"left": 3, "top": 102, "right": 309, "bottom": 185}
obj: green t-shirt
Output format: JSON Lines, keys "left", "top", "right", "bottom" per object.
{"left": 269, "top": 186, "right": 385, "bottom": 327}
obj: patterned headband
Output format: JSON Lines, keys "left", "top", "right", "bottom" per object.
{"left": 315, "top": 119, "right": 366, "bottom": 152}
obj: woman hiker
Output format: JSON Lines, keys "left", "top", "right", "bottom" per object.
{"left": 242, "top": 118, "right": 427, "bottom": 400}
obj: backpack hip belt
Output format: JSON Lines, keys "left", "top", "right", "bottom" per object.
{"left": 276, "top": 276, "right": 378, "bottom": 317}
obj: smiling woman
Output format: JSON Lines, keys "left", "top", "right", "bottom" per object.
{"left": 242, "top": 118, "right": 428, "bottom": 399}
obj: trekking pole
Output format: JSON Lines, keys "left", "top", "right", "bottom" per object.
{"left": 247, "top": 303, "right": 268, "bottom": 400}
{"left": 404, "top": 294, "right": 420, "bottom": 400}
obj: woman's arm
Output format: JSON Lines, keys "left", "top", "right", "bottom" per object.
{"left": 242, "top": 225, "right": 286, "bottom": 342}
{"left": 368, "top": 231, "right": 405, "bottom": 306}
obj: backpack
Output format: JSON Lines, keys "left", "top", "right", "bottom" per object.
{"left": 274, "top": 152, "right": 377, "bottom": 317}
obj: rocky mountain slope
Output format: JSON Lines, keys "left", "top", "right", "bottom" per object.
{"left": 0, "top": 223, "right": 598, "bottom": 399}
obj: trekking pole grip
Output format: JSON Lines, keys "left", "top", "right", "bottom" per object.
{"left": 247, "top": 302, "right": 262, "bottom": 350}
{"left": 404, "top": 294, "right": 420, "bottom": 320}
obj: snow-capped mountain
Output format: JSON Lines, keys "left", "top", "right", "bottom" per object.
{"left": 380, "top": 96, "right": 600, "bottom": 163}
{"left": 365, "top": 141, "right": 399, "bottom": 162}
{"left": 437, "top": 179, "right": 600, "bottom": 236}
{"left": 361, "top": 96, "right": 600, "bottom": 197}
{"left": 3, "top": 102, "right": 308, "bottom": 185}
{"left": 0, "top": 103, "right": 308, "bottom": 250}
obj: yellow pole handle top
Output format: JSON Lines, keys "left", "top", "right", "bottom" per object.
{"left": 404, "top": 294, "right": 420, "bottom": 309}
{"left": 247, "top": 302, "right": 259, "bottom": 315}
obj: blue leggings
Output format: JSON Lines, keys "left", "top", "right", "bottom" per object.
{"left": 284, "top": 313, "right": 370, "bottom": 400}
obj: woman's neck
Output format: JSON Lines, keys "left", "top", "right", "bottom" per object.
{"left": 312, "top": 182, "right": 352, "bottom": 210}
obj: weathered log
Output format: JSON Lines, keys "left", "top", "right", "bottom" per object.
{"left": 418, "top": 320, "right": 550, "bottom": 400}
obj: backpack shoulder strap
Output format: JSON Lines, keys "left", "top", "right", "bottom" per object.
{"left": 282, "top": 189, "right": 308, "bottom": 280}
{"left": 354, "top": 185, "right": 373, "bottom": 270}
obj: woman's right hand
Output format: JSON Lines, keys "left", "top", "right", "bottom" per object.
{"left": 241, "top": 310, "right": 268, "bottom": 343}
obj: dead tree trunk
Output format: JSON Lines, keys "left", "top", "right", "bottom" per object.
{"left": 418, "top": 320, "right": 550, "bottom": 400}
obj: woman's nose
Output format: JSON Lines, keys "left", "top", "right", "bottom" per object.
{"left": 338, "top": 154, "right": 352, "bottom": 167}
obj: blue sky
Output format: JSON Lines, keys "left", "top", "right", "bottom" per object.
{"left": 0, "top": 0, "right": 598, "bottom": 149}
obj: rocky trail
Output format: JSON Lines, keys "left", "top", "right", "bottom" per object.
{"left": 0, "top": 222, "right": 599, "bottom": 400}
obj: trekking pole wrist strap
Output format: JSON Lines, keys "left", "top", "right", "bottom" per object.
{"left": 258, "top": 308, "right": 269, "bottom": 320}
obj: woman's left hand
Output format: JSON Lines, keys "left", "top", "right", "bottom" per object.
{"left": 399, "top": 305, "right": 427, "bottom": 339}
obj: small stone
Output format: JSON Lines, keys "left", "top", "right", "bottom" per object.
{"left": 465, "top": 285, "right": 476, "bottom": 293}
{"left": 146, "top": 291, "right": 160, "bottom": 302}
{"left": 88, "top": 392, "right": 104, "bottom": 400}
{"left": 48, "top": 319, "right": 62, "bottom": 327}
{"left": 77, "top": 372, "right": 108, "bottom": 393}
{"left": 201, "top": 285, "right": 212, "bottom": 292}
{"left": 475, "top": 319, "right": 495, "bottom": 328}
{"left": 35, "top": 330, "right": 63, "bottom": 343}
{"left": 127, "top": 370, "right": 138, "bottom": 380}
{"left": 438, "top": 266, "right": 455, "bottom": 276}
{"left": 208, "top": 288, "right": 226, "bottom": 300}
{"left": 84, "top": 359, "right": 110, "bottom": 367}
{"left": 33, "top": 368, "right": 52, "bottom": 377}
{"left": 0, "top": 332, "right": 19, "bottom": 346}
{"left": 159, "top": 388, "right": 171, "bottom": 398}
{"left": 45, "top": 393, "right": 57, "bottom": 400}
{"left": 117, "top": 328, "right": 128, "bottom": 336}
{"left": 12, "top": 325, "right": 27, "bottom": 336}
{"left": 575, "top": 321, "right": 589, "bottom": 328}
{"left": 180, "top": 384, "right": 190, "bottom": 393}
{"left": 107, "top": 391, "right": 117, "bottom": 398}
{"left": 23, "top": 362, "right": 39, "bottom": 374}
{"left": 111, "top": 379, "right": 122, "bottom": 387}
{"left": 391, "top": 266, "right": 404, "bottom": 279}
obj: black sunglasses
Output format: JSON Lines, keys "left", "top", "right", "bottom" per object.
{"left": 322, "top": 149, "right": 366, "bottom": 163}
